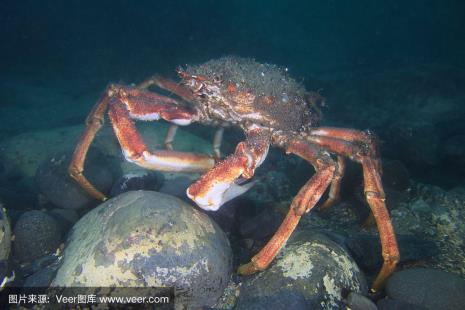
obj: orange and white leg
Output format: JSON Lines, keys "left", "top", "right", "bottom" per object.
{"left": 307, "top": 127, "right": 399, "bottom": 292}
{"left": 238, "top": 140, "right": 336, "bottom": 274}
{"left": 187, "top": 128, "right": 270, "bottom": 211}
{"left": 69, "top": 87, "right": 113, "bottom": 201}
{"left": 108, "top": 95, "right": 214, "bottom": 172}
{"left": 112, "top": 84, "right": 197, "bottom": 126}
{"left": 70, "top": 82, "right": 212, "bottom": 201}
{"left": 137, "top": 75, "right": 195, "bottom": 102}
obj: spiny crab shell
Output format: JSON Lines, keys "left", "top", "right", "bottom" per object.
{"left": 177, "top": 56, "right": 325, "bottom": 136}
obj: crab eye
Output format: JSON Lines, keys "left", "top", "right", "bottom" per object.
{"left": 213, "top": 76, "right": 222, "bottom": 83}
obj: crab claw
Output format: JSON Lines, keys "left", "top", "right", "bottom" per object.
{"left": 186, "top": 155, "right": 255, "bottom": 211}
{"left": 187, "top": 129, "right": 270, "bottom": 211}
{"left": 187, "top": 179, "right": 256, "bottom": 211}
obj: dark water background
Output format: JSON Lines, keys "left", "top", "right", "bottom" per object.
{"left": 1, "top": 0, "right": 465, "bottom": 187}
{"left": 1, "top": 2, "right": 465, "bottom": 307}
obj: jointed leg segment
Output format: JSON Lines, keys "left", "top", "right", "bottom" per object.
{"left": 238, "top": 140, "right": 335, "bottom": 274}
{"left": 163, "top": 125, "right": 178, "bottom": 150}
{"left": 108, "top": 98, "right": 214, "bottom": 172}
{"left": 68, "top": 90, "right": 111, "bottom": 201}
{"left": 307, "top": 127, "right": 399, "bottom": 292}
{"left": 69, "top": 80, "right": 214, "bottom": 201}
{"left": 319, "top": 155, "right": 345, "bottom": 211}
{"left": 213, "top": 127, "right": 225, "bottom": 161}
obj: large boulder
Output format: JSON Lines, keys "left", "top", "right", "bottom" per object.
{"left": 52, "top": 191, "right": 232, "bottom": 308}
{"left": 236, "top": 230, "right": 367, "bottom": 310}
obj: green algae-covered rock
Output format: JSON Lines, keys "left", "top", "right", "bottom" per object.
{"left": 236, "top": 230, "right": 367, "bottom": 310}
{"left": 52, "top": 190, "right": 232, "bottom": 308}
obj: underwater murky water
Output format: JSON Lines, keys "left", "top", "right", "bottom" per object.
{"left": 1, "top": 1, "right": 464, "bottom": 309}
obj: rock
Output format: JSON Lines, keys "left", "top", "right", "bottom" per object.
{"left": 377, "top": 298, "right": 428, "bottom": 310}
{"left": 47, "top": 208, "right": 79, "bottom": 236}
{"left": 0, "top": 205, "right": 12, "bottom": 284}
{"left": 35, "top": 151, "right": 114, "bottom": 209}
{"left": 0, "top": 126, "right": 86, "bottom": 181}
{"left": 385, "top": 188, "right": 409, "bottom": 210}
{"left": 236, "top": 230, "right": 367, "bottom": 309}
{"left": 158, "top": 176, "right": 193, "bottom": 201}
{"left": 236, "top": 290, "right": 308, "bottom": 310}
{"left": 409, "top": 198, "right": 432, "bottom": 215}
{"left": 109, "top": 170, "right": 163, "bottom": 197}
{"left": 248, "top": 169, "right": 293, "bottom": 204}
{"left": 52, "top": 191, "right": 232, "bottom": 309}
{"left": 238, "top": 207, "right": 284, "bottom": 240}
{"left": 13, "top": 210, "right": 61, "bottom": 264}
{"left": 386, "top": 268, "right": 465, "bottom": 310}
{"left": 346, "top": 234, "right": 439, "bottom": 273}
{"left": 204, "top": 199, "right": 241, "bottom": 236}
{"left": 345, "top": 292, "right": 377, "bottom": 310}
{"left": 22, "top": 253, "right": 61, "bottom": 276}
{"left": 23, "top": 265, "right": 58, "bottom": 287}
{"left": 0, "top": 206, "right": 11, "bottom": 262}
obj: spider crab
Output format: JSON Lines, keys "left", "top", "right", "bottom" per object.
{"left": 69, "top": 56, "right": 399, "bottom": 292}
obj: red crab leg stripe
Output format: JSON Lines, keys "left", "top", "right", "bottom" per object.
{"left": 108, "top": 99, "right": 214, "bottom": 172}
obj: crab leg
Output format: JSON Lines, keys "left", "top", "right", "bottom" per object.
{"left": 309, "top": 127, "right": 381, "bottom": 170}
{"left": 307, "top": 127, "right": 399, "bottom": 292}
{"left": 212, "top": 127, "right": 225, "bottom": 161}
{"left": 164, "top": 125, "right": 178, "bottom": 150}
{"left": 68, "top": 88, "right": 112, "bottom": 201}
{"left": 138, "top": 75, "right": 195, "bottom": 102}
{"left": 319, "top": 155, "right": 345, "bottom": 211}
{"left": 238, "top": 140, "right": 335, "bottom": 274}
{"left": 69, "top": 82, "right": 213, "bottom": 201}
{"left": 187, "top": 128, "right": 270, "bottom": 211}
{"left": 108, "top": 98, "right": 214, "bottom": 172}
